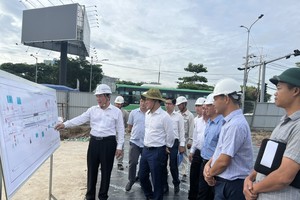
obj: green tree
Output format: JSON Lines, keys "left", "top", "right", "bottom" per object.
{"left": 0, "top": 57, "right": 103, "bottom": 92}
{"left": 116, "top": 80, "right": 144, "bottom": 86}
{"left": 177, "top": 63, "right": 213, "bottom": 90}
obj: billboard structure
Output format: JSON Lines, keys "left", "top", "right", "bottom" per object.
{"left": 21, "top": 3, "right": 91, "bottom": 85}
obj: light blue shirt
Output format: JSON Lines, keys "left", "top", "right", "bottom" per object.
{"left": 211, "top": 109, "right": 253, "bottom": 180}
{"left": 201, "top": 114, "right": 223, "bottom": 160}
{"left": 128, "top": 108, "right": 145, "bottom": 148}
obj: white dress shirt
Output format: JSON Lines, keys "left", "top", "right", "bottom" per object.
{"left": 169, "top": 111, "right": 185, "bottom": 147}
{"left": 190, "top": 116, "right": 206, "bottom": 154}
{"left": 144, "top": 107, "right": 175, "bottom": 148}
{"left": 64, "top": 104, "right": 125, "bottom": 150}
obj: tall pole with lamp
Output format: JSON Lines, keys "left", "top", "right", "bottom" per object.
{"left": 30, "top": 54, "right": 38, "bottom": 83}
{"left": 240, "top": 14, "right": 264, "bottom": 112}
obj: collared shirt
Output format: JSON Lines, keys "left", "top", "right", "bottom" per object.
{"left": 211, "top": 109, "right": 253, "bottom": 180}
{"left": 201, "top": 114, "right": 223, "bottom": 160}
{"left": 128, "top": 108, "right": 145, "bottom": 148}
{"left": 144, "top": 107, "right": 175, "bottom": 148}
{"left": 256, "top": 110, "right": 300, "bottom": 200}
{"left": 169, "top": 111, "right": 185, "bottom": 146}
{"left": 190, "top": 116, "right": 206, "bottom": 154}
{"left": 178, "top": 109, "right": 194, "bottom": 145}
{"left": 64, "top": 104, "right": 125, "bottom": 150}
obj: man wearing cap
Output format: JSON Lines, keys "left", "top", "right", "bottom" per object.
{"left": 114, "top": 95, "right": 129, "bottom": 170}
{"left": 55, "top": 84, "right": 124, "bottom": 200}
{"left": 203, "top": 78, "right": 253, "bottom": 200}
{"left": 188, "top": 97, "right": 208, "bottom": 199}
{"left": 139, "top": 88, "right": 175, "bottom": 200}
{"left": 176, "top": 96, "right": 195, "bottom": 182}
{"left": 199, "top": 94, "right": 223, "bottom": 199}
{"left": 244, "top": 68, "right": 300, "bottom": 200}
{"left": 163, "top": 97, "right": 185, "bottom": 194}
{"left": 125, "top": 95, "right": 147, "bottom": 192}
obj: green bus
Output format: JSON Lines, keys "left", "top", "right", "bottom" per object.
{"left": 115, "top": 84, "right": 212, "bottom": 111}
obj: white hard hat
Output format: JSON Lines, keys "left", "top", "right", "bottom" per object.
{"left": 114, "top": 96, "right": 124, "bottom": 104}
{"left": 203, "top": 93, "right": 214, "bottom": 105}
{"left": 212, "top": 78, "right": 242, "bottom": 97}
{"left": 195, "top": 97, "right": 206, "bottom": 105}
{"left": 94, "top": 84, "right": 112, "bottom": 95}
{"left": 176, "top": 96, "right": 187, "bottom": 106}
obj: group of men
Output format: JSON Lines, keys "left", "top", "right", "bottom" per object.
{"left": 55, "top": 67, "right": 300, "bottom": 200}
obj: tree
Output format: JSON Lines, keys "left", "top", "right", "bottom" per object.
{"left": 177, "top": 63, "right": 213, "bottom": 90}
{"left": 116, "top": 80, "right": 144, "bottom": 86}
{"left": 0, "top": 57, "right": 103, "bottom": 92}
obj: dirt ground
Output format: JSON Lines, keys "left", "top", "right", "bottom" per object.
{"left": 1, "top": 126, "right": 271, "bottom": 200}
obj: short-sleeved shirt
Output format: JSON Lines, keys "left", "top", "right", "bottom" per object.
{"left": 178, "top": 109, "right": 194, "bottom": 145}
{"left": 201, "top": 114, "right": 223, "bottom": 160}
{"left": 128, "top": 108, "right": 145, "bottom": 148}
{"left": 256, "top": 110, "right": 300, "bottom": 200}
{"left": 211, "top": 109, "right": 253, "bottom": 180}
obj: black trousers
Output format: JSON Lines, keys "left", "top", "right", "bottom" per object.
{"left": 188, "top": 149, "right": 202, "bottom": 200}
{"left": 85, "top": 136, "right": 117, "bottom": 200}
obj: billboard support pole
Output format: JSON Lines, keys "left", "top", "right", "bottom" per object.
{"left": 59, "top": 41, "right": 68, "bottom": 86}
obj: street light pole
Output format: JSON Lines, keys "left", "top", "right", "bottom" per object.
{"left": 30, "top": 54, "right": 38, "bottom": 83}
{"left": 240, "top": 14, "right": 264, "bottom": 112}
{"left": 89, "top": 56, "right": 93, "bottom": 92}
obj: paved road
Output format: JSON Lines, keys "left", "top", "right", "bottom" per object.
{"left": 96, "top": 135, "right": 260, "bottom": 199}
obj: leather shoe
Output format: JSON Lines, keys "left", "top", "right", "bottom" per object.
{"left": 181, "top": 174, "right": 187, "bottom": 182}
{"left": 117, "top": 164, "right": 124, "bottom": 170}
{"left": 174, "top": 185, "right": 180, "bottom": 194}
{"left": 125, "top": 181, "right": 134, "bottom": 191}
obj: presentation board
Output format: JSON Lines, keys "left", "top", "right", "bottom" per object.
{"left": 0, "top": 70, "right": 60, "bottom": 199}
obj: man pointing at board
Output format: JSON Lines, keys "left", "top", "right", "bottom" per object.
{"left": 55, "top": 84, "right": 124, "bottom": 200}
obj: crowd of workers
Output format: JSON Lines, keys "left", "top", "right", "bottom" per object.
{"left": 55, "top": 67, "right": 300, "bottom": 200}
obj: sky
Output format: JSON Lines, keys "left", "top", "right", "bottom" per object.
{"left": 1, "top": 0, "right": 300, "bottom": 96}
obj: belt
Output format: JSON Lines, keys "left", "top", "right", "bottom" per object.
{"left": 90, "top": 135, "right": 115, "bottom": 141}
{"left": 144, "top": 145, "right": 166, "bottom": 150}
{"left": 215, "top": 176, "right": 243, "bottom": 183}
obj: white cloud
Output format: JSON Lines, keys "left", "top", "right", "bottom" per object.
{"left": 1, "top": 0, "right": 300, "bottom": 95}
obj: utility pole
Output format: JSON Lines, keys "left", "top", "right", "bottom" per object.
{"left": 240, "top": 14, "right": 264, "bottom": 112}
{"left": 242, "top": 49, "right": 300, "bottom": 102}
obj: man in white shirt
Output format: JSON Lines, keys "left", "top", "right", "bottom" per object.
{"left": 139, "top": 88, "right": 174, "bottom": 200}
{"left": 55, "top": 84, "right": 124, "bottom": 200}
{"left": 188, "top": 97, "right": 208, "bottom": 199}
{"left": 114, "top": 95, "right": 129, "bottom": 170}
{"left": 176, "top": 96, "right": 195, "bottom": 182}
{"left": 163, "top": 97, "right": 185, "bottom": 194}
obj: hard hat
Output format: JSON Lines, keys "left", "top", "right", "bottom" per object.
{"left": 176, "top": 96, "right": 187, "bottom": 106}
{"left": 212, "top": 78, "right": 241, "bottom": 97}
{"left": 203, "top": 93, "right": 214, "bottom": 105}
{"left": 114, "top": 96, "right": 124, "bottom": 104}
{"left": 94, "top": 84, "right": 112, "bottom": 95}
{"left": 195, "top": 97, "right": 206, "bottom": 105}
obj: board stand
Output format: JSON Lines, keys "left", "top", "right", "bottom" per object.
{"left": 49, "top": 154, "right": 57, "bottom": 200}
{"left": 0, "top": 155, "right": 57, "bottom": 200}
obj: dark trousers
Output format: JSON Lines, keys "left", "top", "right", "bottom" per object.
{"left": 188, "top": 149, "right": 202, "bottom": 200}
{"left": 163, "top": 139, "right": 180, "bottom": 187}
{"left": 85, "top": 136, "right": 117, "bottom": 200}
{"left": 139, "top": 146, "right": 166, "bottom": 200}
{"left": 198, "top": 159, "right": 214, "bottom": 200}
{"left": 128, "top": 142, "right": 143, "bottom": 183}
{"left": 214, "top": 177, "right": 245, "bottom": 200}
